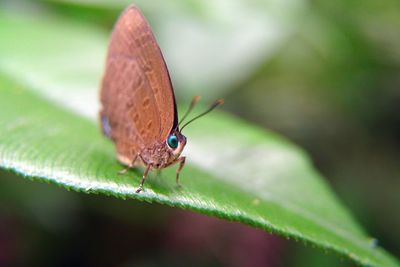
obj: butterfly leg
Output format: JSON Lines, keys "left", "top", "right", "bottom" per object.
{"left": 136, "top": 164, "right": 152, "bottom": 193}
{"left": 175, "top": 156, "right": 186, "bottom": 186}
{"left": 118, "top": 154, "right": 138, "bottom": 175}
{"left": 118, "top": 165, "right": 131, "bottom": 175}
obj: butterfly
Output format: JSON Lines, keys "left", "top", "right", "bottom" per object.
{"left": 100, "top": 5, "right": 223, "bottom": 193}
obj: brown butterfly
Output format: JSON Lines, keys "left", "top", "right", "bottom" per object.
{"left": 100, "top": 5, "right": 223, "bottom": 193}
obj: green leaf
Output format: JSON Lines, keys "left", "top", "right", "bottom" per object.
{"left": 0, "top": 9, "right": 398, "bottom": 267}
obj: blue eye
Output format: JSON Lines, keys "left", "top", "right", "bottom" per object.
{"left": 167, "top": 135, "right": 179, "bottom": 149}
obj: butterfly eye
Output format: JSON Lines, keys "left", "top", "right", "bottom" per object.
{"left": 167, "top": 135, "right": 179, "bottom": 149}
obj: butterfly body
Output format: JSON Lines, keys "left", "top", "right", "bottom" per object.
{"left": 100, "top": 6, "right": 186, "bottom": 192}
{"left": 100, "top": 5, "right": 222, "bottom": 193}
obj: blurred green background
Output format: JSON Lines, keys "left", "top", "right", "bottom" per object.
{"left": 0, "top": 0, "right": 399, "bottom": 266}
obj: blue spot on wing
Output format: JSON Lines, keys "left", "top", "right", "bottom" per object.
{"left": 101, "top": 115, "right": 112, "bottom": 138}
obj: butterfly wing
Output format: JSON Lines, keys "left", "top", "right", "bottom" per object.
{"left": 100, "top": 6, "right": 178, "bottom": 164}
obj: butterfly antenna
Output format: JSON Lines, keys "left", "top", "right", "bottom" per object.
{"left": 180, "top": 99, "right": 224, "bottom": 132}
{"left": 179, "top": 96, "right": 201, "bottom": 127}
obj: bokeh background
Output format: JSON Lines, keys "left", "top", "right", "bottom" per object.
{"left": 0, "top": 0, "right": 399, "bottom": 266}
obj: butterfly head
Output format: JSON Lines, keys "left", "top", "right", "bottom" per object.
{"left": 166, "top": 129, "right": 186, "bottom": 156}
